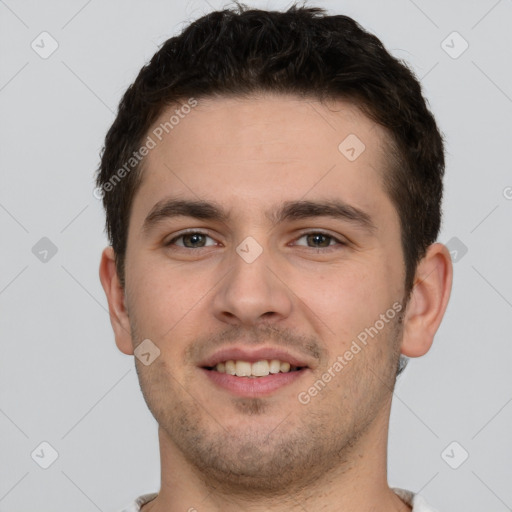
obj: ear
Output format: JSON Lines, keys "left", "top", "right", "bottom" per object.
{"left": 400, "top": 242, "right": 453, "bottom": 357}
{"left": 99, "top": 246, "right": 134, "bottom": 355}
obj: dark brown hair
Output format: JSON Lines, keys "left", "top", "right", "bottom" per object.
{"left": 96, "top": 1, "right": 445, "bottom": 312}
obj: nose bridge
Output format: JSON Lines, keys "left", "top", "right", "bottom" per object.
{"left": 212, "top": 235, "right": 292, "bottom": 325}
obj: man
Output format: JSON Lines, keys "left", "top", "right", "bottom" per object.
{"left": 97, "top": 3, "right": 452, "bottom": 511}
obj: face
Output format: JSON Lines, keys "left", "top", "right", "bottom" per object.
{"left": 121, "top": 93, "right": 407, "bottom": 492}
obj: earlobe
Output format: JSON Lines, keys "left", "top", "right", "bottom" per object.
{"left": 400, "top": 242, "right": 453, "bottom": 357}
{"left": 98, "top": 246, "right": 134, "bottom": 355}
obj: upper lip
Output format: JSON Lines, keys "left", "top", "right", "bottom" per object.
{"left": 198, "top": 346, "right": 312, "bottom": 368}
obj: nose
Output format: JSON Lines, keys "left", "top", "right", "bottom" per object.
{"left": 212, "top": 240, "right": 293, "bottom": 327}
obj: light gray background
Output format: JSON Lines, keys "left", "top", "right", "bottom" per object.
{"left": 1, "top": 0, "right": 511, "bottom": 510}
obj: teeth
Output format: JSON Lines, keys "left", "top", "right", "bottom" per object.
{"left": 269, "top": 359, "right": 281, "bottom": 374}
{"left": 235, "top": 361, "right": 252, "bottom": 377}
{"left": 252, "top": 360, "right": 269, "bottom": 377}
{"left": 225, "top": 360, "right": 236, "bottom": 375}
{"left": 214, "top": 359, "right": 300, "bottom": 377}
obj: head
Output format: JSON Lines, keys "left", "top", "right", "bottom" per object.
{"left": 98, "top": 2, "right": 452, "bottom": 495}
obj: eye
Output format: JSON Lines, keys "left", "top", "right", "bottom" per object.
{"left": 166, "top": 231, "right": 217, "bottom": 248}
{"left": 293, "top": 231, "right": 346, "bottom": 249}
{"left": 164, "top": 230, "right": 346, "bottom": 251}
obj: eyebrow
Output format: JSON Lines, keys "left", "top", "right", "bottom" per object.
{"left": 142, "top": 197, "right": 377, "bottom": 236}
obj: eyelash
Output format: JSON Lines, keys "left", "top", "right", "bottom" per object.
{"left": 165, "top": 230, "right": 347, "bottom": 251}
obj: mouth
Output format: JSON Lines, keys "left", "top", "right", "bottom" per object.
{"left": 202, "top": 359, "right": 306, "bottom": 377}
{"left": 199, "top": 351, "right": 311, "bottom": 397}
{"left": 198, "top": 346, "right": 312, "bottom": 396}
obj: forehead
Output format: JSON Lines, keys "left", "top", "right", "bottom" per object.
{"left": 147, "top": 93, "right": 388, "bottom": 168}
{"left": 132, "top": 93, "right": 394, "bottom": 228}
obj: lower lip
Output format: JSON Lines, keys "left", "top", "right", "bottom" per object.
{"left": 200, "top": 368, "right": 308, "bottom": 397}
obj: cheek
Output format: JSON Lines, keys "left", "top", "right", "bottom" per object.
{"left": 126, "top": 262, "right": 212, "bottom": 341}
{"left": 278, "top": 266, "right": 360, "bottom": 354}
{"left": 305, "top": 264, "right": 378, "bottom": 318}
{"left": 296, "top": 261, "right": 396, "bottom": 351}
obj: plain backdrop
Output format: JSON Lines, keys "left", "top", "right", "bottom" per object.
{"left": 1, "top": 0, "right": 511, "bottom": 511}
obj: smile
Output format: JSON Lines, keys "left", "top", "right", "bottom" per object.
{"left": 205, "top": 359, "right": 304, "bottom": 377}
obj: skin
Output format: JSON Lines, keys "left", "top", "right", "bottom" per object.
{"left": 100, "top": 93, "right": 452, "bottom": 512}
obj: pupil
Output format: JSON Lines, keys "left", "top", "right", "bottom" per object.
{"left": 184, "top": 233, "right": 205, "bottom": 248}
{"left": 308, "top": 233, "right": 330, "bottom": 247}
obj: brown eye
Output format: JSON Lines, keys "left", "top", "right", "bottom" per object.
{"left": 294, "top": 232, "right": 346, "bottom": 249}
{"left": 166, "top": 231, "right": 215, "bottom": 248}
{"left": 306, "top": 233, "right": 333, "bottom": 247}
